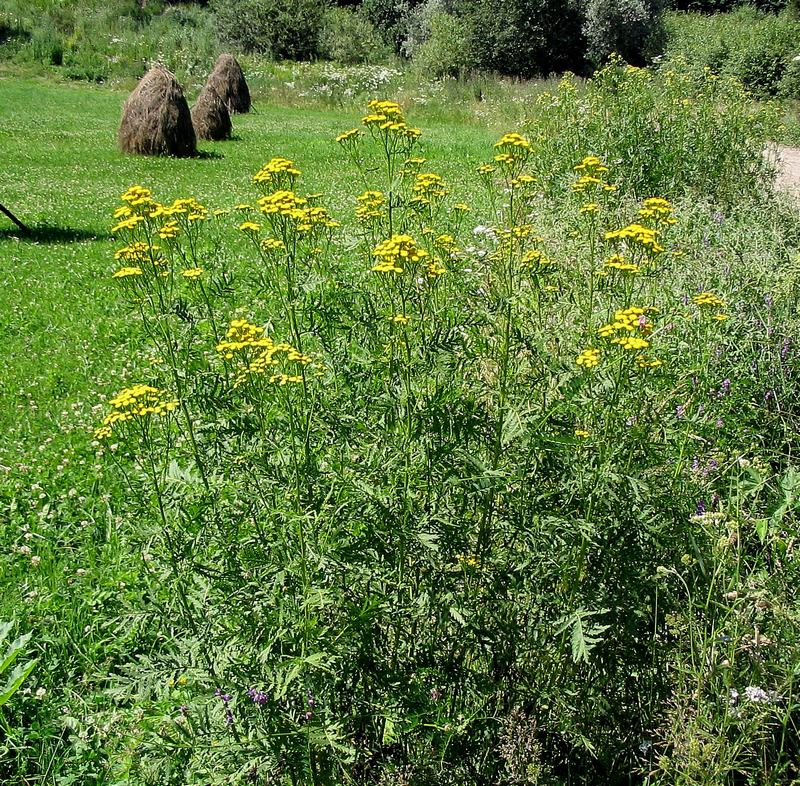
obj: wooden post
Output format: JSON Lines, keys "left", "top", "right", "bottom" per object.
{"left": 0, "top": 202, "right": 29, "bottom": 233}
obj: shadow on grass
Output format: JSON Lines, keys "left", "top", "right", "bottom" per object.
{"left": 0, "top": 224, "right": 110, "bottom": 243}
{"left": 196, "top": 149, "right": 225, "bottom": 160}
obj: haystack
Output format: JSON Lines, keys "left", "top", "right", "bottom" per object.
{"left": 118, "top": 66, "right": 197, "bottom": 157}
{"left": 206, "top": 53, "right": 251, "bottom": 114}
{"left": 191, "top": 84, "right": 232, "bottom": 141}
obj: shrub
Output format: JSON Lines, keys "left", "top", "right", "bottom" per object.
{"left": 211, "top": 0, "right": 328, "bottom": 59}
{"left": 92, "top": 86, "right": 800, "bottom": 783}
{"left": 583, "top": 0, "right": 665, "bottom": 66}
{"left": 454, "top": 0, "right": 587, "bottom": 78}
{"left": 529, "top": 57, "right": 778, "bottom": 202}
{"left": 318, "top": 6, "right": 390, "bottom": 64}
{"left": 778, "top": 55, "right": 800, "bottom": 98}
{"left": 361, "top": 0, "right": 415, "bottom": 54}
{"left": 665, "top": 7, "right": 800, "bottom": 97}
{"left": 411, "top": 11, "right": 471, "bottom": 77}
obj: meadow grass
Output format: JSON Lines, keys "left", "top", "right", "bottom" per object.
{"left": 2, "top": 64, "right": 800, "bottom": 786}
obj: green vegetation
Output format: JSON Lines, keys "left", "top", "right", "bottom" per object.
{"left": 3, "top": 54, "right": 800, "bottom": 785}
{"left": 665, "top": 6, "right": 800, "bottom": 98}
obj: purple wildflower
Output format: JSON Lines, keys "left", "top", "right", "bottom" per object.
{"left": 247, "top": 688, "right": 269, "bottom": 706}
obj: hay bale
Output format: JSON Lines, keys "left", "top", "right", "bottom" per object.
{"left": 192, "top": 84, "right": 232, "bottom": 141}
{"left": 206, "top": 53, "right": 251, "bottom": 114}
{"left": 118, "top": 66, "right": 197, "bottom": 157}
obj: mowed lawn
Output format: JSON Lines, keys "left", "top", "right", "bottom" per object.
{"left": 0, "top": 75, "right": 493, "bottom": 470}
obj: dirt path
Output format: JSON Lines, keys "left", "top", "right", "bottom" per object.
{"left": 771, "top": 144, "right": 800, "bottom": 194}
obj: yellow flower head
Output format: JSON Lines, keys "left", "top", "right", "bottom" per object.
{"left": 692, "top": 291, "right": 725, "bottom": 308}
{"left": 112, "top": 266, "right": 143, "bottom": 279}
{"left": 576, "top": 348, "right": 601, "bottom": 368}
{"left": 371, "top": 234, "right": 428, "bottom": 274}
{"left": 94, "top": 384, "right": 178, "bottom": 439}
{"left": 253, "top": 157, "right": 301, "bottom": 190}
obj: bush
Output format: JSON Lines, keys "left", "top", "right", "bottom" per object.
{"left": 778, "top": 55, "right": 800, "bottom": 97}
{"left": 454, "top": 0, "right": 587, "bottom": 78}
{"left": 530, "top": 57, "right": 778, "bottom": 202}
{"left": 89, "top": 86, "right": 799, "bottom": 783}
{"left": 318, "top": 6, "right": 390, "bottom": 64}
{"left": 211, "top": 0, "right": 328, "bottom": 59}
{"left": 665, "top": 7, "right": 800, "bottom": 97}
{"left": 361, "top": 0, "right": 415, "bottom": 54}
{"left": 411, "top": 11, "right": 471, "bottom": 77}
{"left": 583, "top": 0, "right": 665, "bottom": 66}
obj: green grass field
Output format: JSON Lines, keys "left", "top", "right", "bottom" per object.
{"left": 0, "top": 75, "right": 493, "bottom": 464}
{"left": 2, "top": 66, "right": 800, "bottom": 786}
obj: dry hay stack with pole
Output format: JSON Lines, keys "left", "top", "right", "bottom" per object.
{"left": 191, "top": 84, "right": 232, "bottom": 141}
{"left": 206, "top": 53, "right": 251, "bottom": 114}
{"left": 118, "top": 66, "right": 197, "bottom": 157}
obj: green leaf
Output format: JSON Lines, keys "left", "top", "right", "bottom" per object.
{"left": 0, "top": 631, "right": 32, "bottom": 678}
{"left": 557, "top": 609, "right": 610, "bottom": 664}
{"left": 0, "top": 657, "right": 38, "bottom": 708}
{"left": 754, "top": 517, "right": 769, "bottom": 543}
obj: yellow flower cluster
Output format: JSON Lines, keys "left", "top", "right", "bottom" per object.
{"left": 361, "top": 100, "right": 421, "bottom": 139}
{"left": 574, "top": 155, "right": 609, "bottom": 174}
{"left": 576, "top": 348, "right": 601, "bottom": 368}
{"left": 434, "top": 234, "right": 459, "bottom": 254}
{"left": 520, "top": 249, "right": 553, "bottom": 269}
{"left": 595, "top": 306, "right": 664, "bottom": 358}
{"left": 356, "top": 190, "right": 385, "bottom": 221}
{"left": 120, "top": 185, "right": 153, "bottom": 208}
{"left": 692, "top": 291, "right": 725, "bottom": 308}
{"left": 159, "top": 222, "right": 180, "bottom": 239}
{"left": 580, "top": 202, "right": 600, "bottom": 214}
{"left": 114, "top": 241, "right": 159, "bottom": 262}
{"left": 260, "top": 237, "right": 285, "bottom": 252}
{"left": 604, "top": 223, "right": 664, "bottom": 254}
{"left": 253, "top": 157, "right": 301, "bottom": 190}
{"left": 494, "top": 132, "right": 532, "bottom": 151}
{"left": 257, "top": 190, "right": 339, "bottom": 232}
{"left": 239, "top": 221, "right": 261, "bottom": 233}
{"left": 112, "top": 214, "right": 145, "bottom": 233}
{"left": 113, "top": 188, "right": 208, "bottom": 237}
{"left": 336, "top": 128, "right": 362, "bottom": 144}
{"left": 411, "top": 172, "right": 449, "bottom": 206}
{"left": 215, "top": 320, "right": 315, "bottom": 387}
{"left": 603, "top": 253, "right": 639, "bottom": 274}
{"left": 182, "top": 268, "right": 203, "bottom": 279}
{"left": 371, "top": 234, "right": 428, "bottom": 274}
{"left": 597, "top": 306, "right": 652, "bottom": 339}
{"left": 639, "top": 197, "right": 677, "bottom": 226}
{"left": 572, "top": 156, "right": 617, "bottom": 194}
{"left": 94, "top": 384, "right": 178, "bottom": 439}
{"left": 427, "top": 258, "right": 447, "bottom": 277}
{"left": 258, "top": 190, "right": 307, "bottom": 216}
{"left": 112, "top": 266, "right": 143, "bottom": 279}
{"left": 510, "top": 174, "right": 536, "bottom": 190}
{"left": 150, "top": 198, "right": 208, "bottom": 222}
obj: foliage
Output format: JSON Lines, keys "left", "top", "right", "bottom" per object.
{"left": 361, "top": 0, "right": 416, "bottom": 54}
{"left": 583, "top": 0, "right": 665, "bottom": 66}
{"left": 318, "top": 6, "right": 391, "bottom": 65}
{"left": 665, "top": 7, "right": 800, "bottom": 97}
{"left": 411, "top": 12, "right": 472, "bottom": 78}
{"left": 528, "top": 57, "right": 779, "bottom": 203}
{"left": 0, "top": 621, "right": 37, "bottom": 709}
{"left": 3, "top": 68, "right": 800, "bottom": 786}
{"left": 211, "top": 0, "right": 328, "bottom": 59}
{"left": 453, "top": 0, "right": 588, "bottom": 78}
